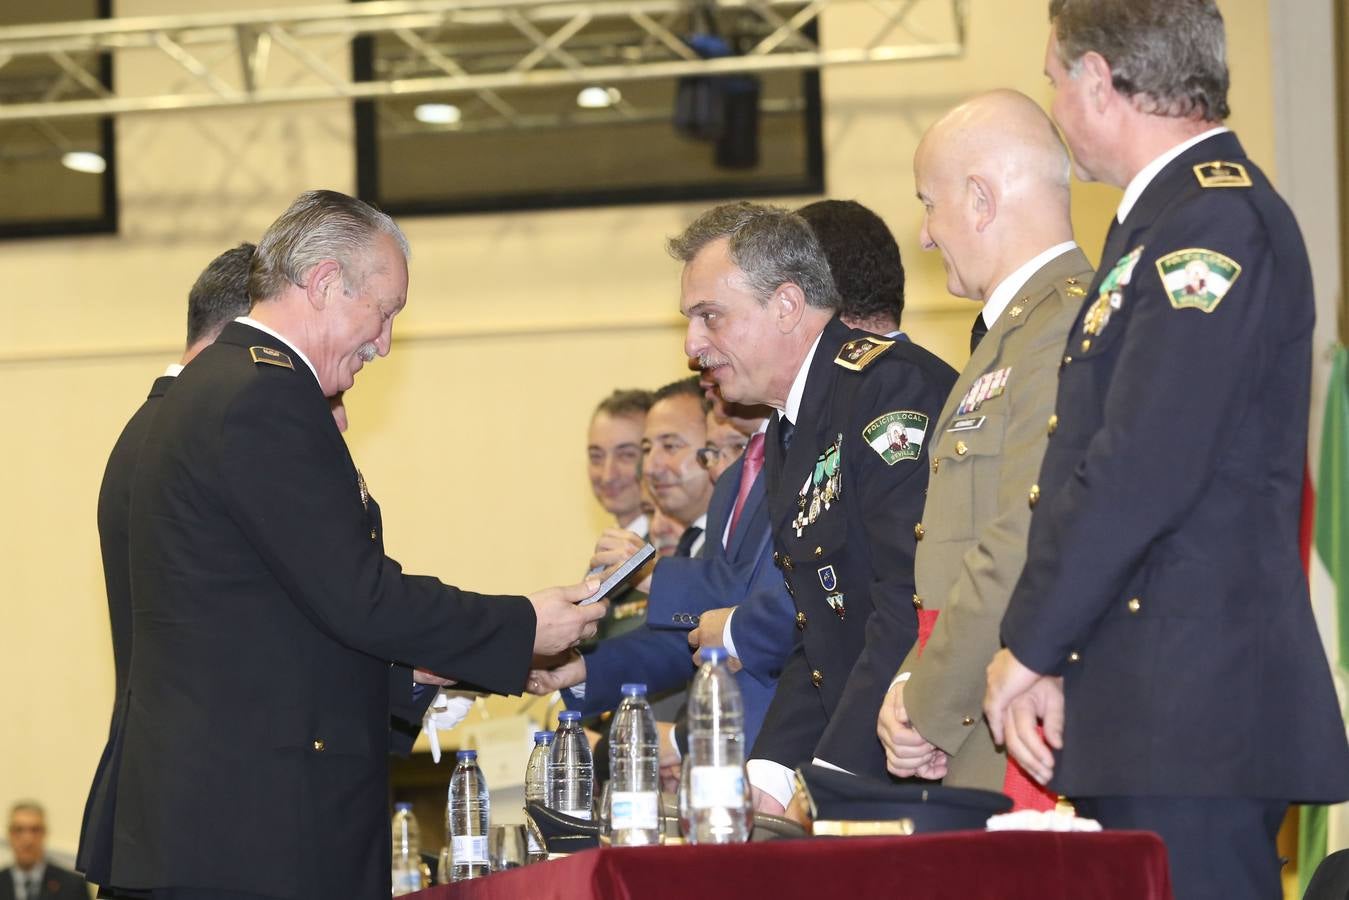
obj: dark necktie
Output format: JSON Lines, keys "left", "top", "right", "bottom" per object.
{"left": 25, "top": 874, "right": 39, "bottom": 900}
{"left": 777, "top": 414, "right": 795, "bottom": 451}
{"left": 726, "top": 432, "right": 766, "bottom": 545}
{"left": 970, "top": 312, "right": 989, "bottom": 353}
{"left": 674, "top": 524, "right": 703, "bottom": 558}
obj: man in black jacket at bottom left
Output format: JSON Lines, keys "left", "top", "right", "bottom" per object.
{"left": 88, "top": 190, "right": 606, "bottom": 900}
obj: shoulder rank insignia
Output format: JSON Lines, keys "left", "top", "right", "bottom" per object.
{"left": 250, "top": 346, "right": 294, "bottom": 370}
{"left": 1156, "top": 248, "right": 1242, "bottom": 313}
{"left": 834, "top": 336, "right": 894, "bottom": 371}
{"left": 863, "top": 411, "right": 928, "bottom": 466}
{"left": 1193, "top": 161, "right": 1251, "bottom": 189}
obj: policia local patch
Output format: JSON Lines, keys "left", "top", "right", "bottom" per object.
{"left": 1156, "top": 248, "right": 1241, "bottom": 313}
{"left": 863, "top": 411, "right": 929, "bottom": 465}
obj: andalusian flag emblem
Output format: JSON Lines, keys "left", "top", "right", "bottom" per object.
{"left": 1156, "top": 248, "right": 1242, "bottom": 313}
{"left": 864, "top": 410, "right": 928, "bottom": 465}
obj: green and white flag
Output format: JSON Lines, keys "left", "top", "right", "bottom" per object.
{"left": 1300, "top": 344, "right": 1349, "bottom": 896}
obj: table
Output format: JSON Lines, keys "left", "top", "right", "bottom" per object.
{"left": 415, "top": 830, "right": 1172, "bottom": 899}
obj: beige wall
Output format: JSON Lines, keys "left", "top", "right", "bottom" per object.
{"left": 0, "top": 0, "right": 1275, "bottom": 855}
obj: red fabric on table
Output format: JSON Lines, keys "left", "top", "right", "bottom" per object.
{"left": 417, "top": 831, "right": 1172, "bottom": 900}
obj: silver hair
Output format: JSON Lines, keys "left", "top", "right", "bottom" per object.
{"left": 1050, "top": 0, "right": 1230, "bottom": 122}
{"left": 249, "top": 189, "right": 410, "bottom": 303}
{"left": 667, "top": 201, "right": 840, "bottom": 311}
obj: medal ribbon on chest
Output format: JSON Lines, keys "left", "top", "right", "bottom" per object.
{"left": 793, "top": 434, "right": 843, "bottom": 537}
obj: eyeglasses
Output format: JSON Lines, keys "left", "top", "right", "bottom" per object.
{"left": 696, "top": 439, "right": 749, "bottom": 470}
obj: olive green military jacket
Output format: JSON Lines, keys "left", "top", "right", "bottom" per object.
{"left": 900, "top": 246, "right": 1094, "bottom": 791}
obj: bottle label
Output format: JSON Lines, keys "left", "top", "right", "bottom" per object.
{"left": 690, "top": 766, "right": 746, "bottom": 810}
{"left": 610, "top": 791, "right": 659, "bottom": 830}
{"left": 452, "top": 835, "right": 489, "bottom": 864}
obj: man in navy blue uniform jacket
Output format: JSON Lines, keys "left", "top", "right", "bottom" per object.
{"left": 984, "top": 4, "right": 1349, "bottom": 899}
{"left": 672, "top": 201, "right": 955, "bottom": 812}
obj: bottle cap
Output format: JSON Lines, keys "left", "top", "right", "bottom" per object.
{"left": 558, "top": 710, "right": 582, "bottom": 724}
{"left": 703, "top": 647, "right": 729, "bottom": 664}
{"left": 534, "top": 731, "right": 556, "bottom": 744}
{"left": 456, "top": 749, "right": 478, "bottom": 760}
{"left": 394, "top": 801, "right": 413, "bottom": 812}
{"left": 621, "top": 683, "right": 648, "bottom": 697}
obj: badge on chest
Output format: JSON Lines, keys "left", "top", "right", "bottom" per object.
{"left": 1084, "top": 246, "right": 1143, "bottom": 337}
{"left": 793, "top": 435, "right": 843, "bottom": 536}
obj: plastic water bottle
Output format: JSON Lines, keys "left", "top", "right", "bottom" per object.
{"left": 525, "top": 731, "right": 554, "bottom": 804}
{"left": 680, "top": 647, "right": 751, "bottom": 843}
{"left": 524, "top": 731, "right": 554, "bottom": 859}
{"left": 549, "top": 710, "right": 594, "bottom": 819}
{"left": 447, "top": 750, "right": 491, "bottom": 881}
{"left": 608, "top": 683, "right": 661, "bottom": 846}
{"left": 390, "top": 802, "right": 424, "bottom": 895}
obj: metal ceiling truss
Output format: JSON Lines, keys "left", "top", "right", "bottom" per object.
{"left": 0, "top": 0, "right": 966, "bottom": 124}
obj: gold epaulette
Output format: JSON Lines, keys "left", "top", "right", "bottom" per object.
{"left": 1193, "top": 160, "right": 1252, "bottom": 189}
{"left": 250, "top": 346, "right": 294, "bottom": 370}
{"left": 834, "top": 335, "right": 894, "bottom": 371}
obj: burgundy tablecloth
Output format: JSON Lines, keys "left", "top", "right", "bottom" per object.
{"left": 415, "top": 830, "right": 1172, "bottom": 900}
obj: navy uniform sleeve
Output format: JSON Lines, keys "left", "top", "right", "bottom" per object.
{"left": 217, "top": 377, "right": 537, "bottom": 695}
{"left": 1003, "top": 193, "right": 1275, "bottom": 673}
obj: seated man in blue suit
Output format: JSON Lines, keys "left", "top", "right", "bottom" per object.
{"left": 527, "top": 393, "right": 780, "bottom": 750}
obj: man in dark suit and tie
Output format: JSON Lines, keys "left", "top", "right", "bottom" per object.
{"left": 91, "top": 190, "right": 605, "bottom": 900}
{"left": 528, "top": 390, "right": 778, "bottom": 748}
{"left": 4, "top": 803, "right": 89, "bottom": 900}
{"left": 984, "top": 3, "right": 1349, "bottom": 897}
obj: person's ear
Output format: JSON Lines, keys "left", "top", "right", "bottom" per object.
{"left": 774, "top": 282, "right": 809, "bottom": 334}
{"left": 304, "top": 260, "right": 342, "bottom": 310}
{"left": 968, "top": 175, "right": 996, "bottom": 233}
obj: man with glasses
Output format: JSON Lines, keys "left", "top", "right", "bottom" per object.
{"left": 698, "top": 405, "right": 752, "bottom": 483}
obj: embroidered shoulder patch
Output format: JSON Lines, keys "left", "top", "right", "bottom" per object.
{"left": 1155, "top": 249, "right": 1242, "bottom": 313}
{"left": 863, "top": 410, "right": 928, "bottom": 465}
{"left": 1193, "top": 161, "right": 1252, "bottom": 189}
{"left": 835, "top": 336, "right": 894, "bottom": 371}
{"left": 250, "top": 346, "right": 294, "bottom": 369}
